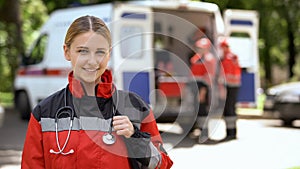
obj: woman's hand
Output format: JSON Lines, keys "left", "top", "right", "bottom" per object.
{"left": 112, "top": 116, "right": 134, "bottom": 138}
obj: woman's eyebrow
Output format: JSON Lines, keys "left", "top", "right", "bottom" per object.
{"left": 96, "top": 48, "right": 109, "bottom": 51}
{"left": 76, "top": 46, "right": 89, "bottom": 49}
{"left": 97, "top": 47, "right": 108, "bottom": 50}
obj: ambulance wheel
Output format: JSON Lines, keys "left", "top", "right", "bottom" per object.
{"left": 16, "top": 91, "right": 31, "bottom": 120}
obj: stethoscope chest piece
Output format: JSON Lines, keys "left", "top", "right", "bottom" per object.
{"left": 102, "top": 133, "right": 116, "bottom": 145}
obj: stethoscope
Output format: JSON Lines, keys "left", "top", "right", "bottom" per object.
{"left": 49, "top": 86, "right": 118, "bottom": 155}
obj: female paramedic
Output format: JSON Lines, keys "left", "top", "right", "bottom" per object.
{"left": 21, "top": 15, "right": 173, "bottom": 169}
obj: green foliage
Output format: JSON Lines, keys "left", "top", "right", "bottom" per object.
{"left": 21, "top": 0, "right": 48, "bottom": 49}
{"left": 0, "top": 22, "right": 11, "bottom": 92}
{"left": 0, "top": 23, "right": 19, "bottom": 92}
{"left": 0, "top": 92, "right": 13, "bottom": 107}
{"left": 0, "top": 0, "right": 48, "bottom": 93}
{"left": 292, "top": 55, "right": 300, "bottom": 81}
{"left": 204, "top": 0, "right": 300, "bottom": 85}
{"left": 287, "top": 166, "right": 300, "bottom": 169}
{"left": 41, "top": 0, "right": 130, "bottom": 14}
{"left": 202, "top": 0, "right": 229, "bottom": 10}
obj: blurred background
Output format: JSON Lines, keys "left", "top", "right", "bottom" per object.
{"left": 0, "top": 0, "right": 300, "bottom": 169}
{"left": 1, "top": 0, "right": 300, "bottom": 107}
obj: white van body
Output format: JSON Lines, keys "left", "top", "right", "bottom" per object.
{"left": 14, "top": 1, "right": 259, "bottom": 130}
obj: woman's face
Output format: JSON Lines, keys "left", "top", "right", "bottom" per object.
{"left": 64, "top": 31, "right": 110, "bottom": 84}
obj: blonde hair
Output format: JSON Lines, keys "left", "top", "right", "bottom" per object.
{"left": 64, "top": 15, "right": 111, "bottom": 48}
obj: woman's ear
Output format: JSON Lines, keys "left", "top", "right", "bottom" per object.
{"left": 63, "top": 44, "right": 71, "bottom": 61}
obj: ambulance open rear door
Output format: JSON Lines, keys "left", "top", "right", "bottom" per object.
{"left": 223, "top": 9, "right": 260, "bottom": 108}
{"left": 112, "top": 4, "right": 154, "bottom": 104}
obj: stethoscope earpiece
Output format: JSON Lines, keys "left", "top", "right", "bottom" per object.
{"left": 50, "top": 148, "right": 74, "bottom": 155}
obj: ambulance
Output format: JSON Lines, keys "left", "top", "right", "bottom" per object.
{"left": 14, "top": 1, "right": 259, "bottom": 132}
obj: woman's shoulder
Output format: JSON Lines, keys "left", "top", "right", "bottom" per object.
{"left": 31, "top": 88, "right": 65, "bottom": 120}
{"left": 115, "top": 90, "right": 150, "bottom": 119}
{"left": 116, "top": 90, "right": 149, "bottom": 107}
{"left": 39, "top": 88, "right": 65, "bottom": 106}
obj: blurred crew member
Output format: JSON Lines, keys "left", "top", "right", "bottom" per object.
{"left": 219, "top": 38, "right": 241, "bottom": 141}
{"left": 190, "top": 38, "right": 216, "bottom": 144}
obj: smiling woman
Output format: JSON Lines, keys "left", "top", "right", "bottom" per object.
{"left": 21, "top": 15, "right": 173, "bottom": 169}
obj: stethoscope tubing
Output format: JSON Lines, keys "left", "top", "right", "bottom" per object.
{"left": 50, "top": 85, "right": 119, "bottom": 155}
{"left": 50, "top": 120, "right": 74, "bottom": 155}
{"left": 50, "top": 87, "right": 74, "bottom": 155}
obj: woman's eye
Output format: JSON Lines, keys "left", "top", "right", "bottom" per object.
{"left": 78, "top": 49, "right": 89, "bottom": 55}
{"left": 96, "top": 50, "right": 106, "bottom": 56}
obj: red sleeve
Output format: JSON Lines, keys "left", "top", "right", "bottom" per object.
{"left": 140, "top": 110, "right": 173, "bottom": 169}
{"left": 21, "top": 114, "right": 45, "bottom": 169}
{"left": 190, "top": 54, "right": 201, "bottom": 64}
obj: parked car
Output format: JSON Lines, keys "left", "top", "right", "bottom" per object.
{"left": 264, "top": 81, "right": 300, "bottom": 125}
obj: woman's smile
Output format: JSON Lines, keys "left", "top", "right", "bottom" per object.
{"left": 82, "top": 67, "right": 100, "bottom": 72}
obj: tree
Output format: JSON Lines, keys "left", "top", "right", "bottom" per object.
{"left": 274, "top": 0, "right": 300, "bottom": 79}
{"left": 0, "top": 0, "right": 48, "bottom": 92}
{"left": 203, "top": 0, "right": 300, "bottom": 86}
{"left": 41, "top": 0, "right": 130, "bottom": 14}
{"left": 0, "top": 0, "right": 23, "bottom": 92}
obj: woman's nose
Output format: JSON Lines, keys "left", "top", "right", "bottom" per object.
{"left": 87, "top": 53, "right": 102, "bottom": 65}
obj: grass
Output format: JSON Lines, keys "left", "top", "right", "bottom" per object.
{"left": 0, "top": 92, "right": 13, "bottom": 107}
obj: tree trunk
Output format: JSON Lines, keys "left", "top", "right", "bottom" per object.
{"left": 286, "top": 21, "right": 296, "bottom": 78}
{"left": 259, "top": 8, "right": 273, "bottom": 87}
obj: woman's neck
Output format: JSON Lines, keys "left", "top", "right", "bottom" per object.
{"left": 82, "top": 82, "right": 97, "bottom": 96}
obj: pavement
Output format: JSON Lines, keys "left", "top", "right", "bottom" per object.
{"left": 162, "top": 119, "right": 300, "bottom": 169}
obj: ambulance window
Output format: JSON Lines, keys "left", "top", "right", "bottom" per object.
{"left": 120, "top": 26, "right": 143, "bottom": 58}
{"left": 230, "top": 32, "right": 250, "bottom": 38}
{"left": 26, "top": 34, "right": 48, "bottom": 65}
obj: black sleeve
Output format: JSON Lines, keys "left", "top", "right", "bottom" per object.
{"left": 124, "top": 125, "right": 151, "bottom": 168}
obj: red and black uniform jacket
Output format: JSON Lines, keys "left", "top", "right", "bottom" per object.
{"left": 221, "top": 51, "right": 241, "bottom": 87}
{"left": 190, "top": 53, "right": 217, "bottom": 86}
{"left": 21, "top": 70, "right": 173, "bottom": 169}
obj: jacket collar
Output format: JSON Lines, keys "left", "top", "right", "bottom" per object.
{"left": 68, "top": 69, "right": 115, "bottom": 98}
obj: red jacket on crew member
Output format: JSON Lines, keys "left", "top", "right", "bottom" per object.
{"left": 221, "top": 51, "right": 241, "bottom": 87}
